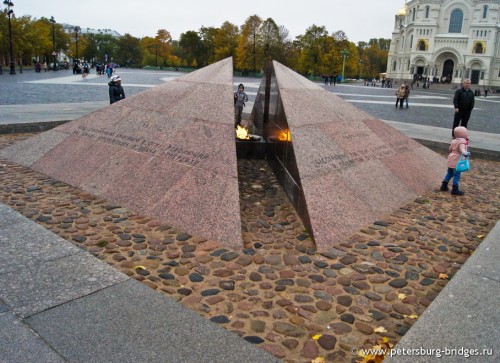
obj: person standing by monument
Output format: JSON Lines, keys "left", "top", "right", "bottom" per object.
{"left": 234, "top": 83, "right": 248, "bottom": 128}
{"left": 395, "top": 84, "right": 406, "bottom": 108}
{"left": 440, "top": 126, "right": 470, "bottom": 196}
{"left": 108, "top": 75, "right": 125, "bottom": 104}
{"left": 452, "top": 79, "right": 474, "bottom": 137}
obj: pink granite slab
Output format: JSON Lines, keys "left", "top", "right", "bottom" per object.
{"left": 338, "top": 159, "right": 415, "bottom": 214}
{"left": 270, "top": 60, "right": 446, "bottom": 251}
{"left": 158, "top": 120, "right": 238, "bottom": 177}
{"left": 3, "top": 58, "right": 241, "bottom": 250}
{"left": 152, "top": 167, "right": 242, "bottom": 250}
{"left": 380, "top": 150, "right": 438, "bottom": 195}
{"left": 82, "top": 154, "right": 190, "bottom": 213}
{"left": 121, "top": 82, "right": 234, "bottom": 124}
{"left": 363, "top": 118, "right": 423, "bottom": 153}
{"left": 31, "top": 134, "right": 122, "bottom": 187}
{"left": 301, "top": 173, "right": 376, "bottom": 251}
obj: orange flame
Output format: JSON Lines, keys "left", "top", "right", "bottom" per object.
{"left": 278, "top": 130, "right": 292, "bottom": 142}
{"left": 236, "top": 125, "right": 250, "bottom": 140}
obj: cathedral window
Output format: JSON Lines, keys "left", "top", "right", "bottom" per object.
{"left": 449, "top": 9, "right": 463, "bottom": 33}
{"left": 483, "top": 5, "right": 488, "bottom": 19}
{"left": 425, "top": 6, "right": 430, "bottom": 19}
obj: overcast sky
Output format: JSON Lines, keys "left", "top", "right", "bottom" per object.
{"left": 12, "top": 0, "right": 404, "bottom": 43}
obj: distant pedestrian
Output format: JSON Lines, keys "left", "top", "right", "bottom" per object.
{"left": 43, "top": 62, "right": 48, "bottom": 72}
{"left": 106, "top": 63, "right": 113, "bottom": 78}
{"left": 82, "top": 63, "right": 90, "bottom": 78}
{"left": 440, "top": 126, "right": 470, "bottom": 196}
{"left": 452, "top": 79, "right": 474, "bottom": 137}
{"left": 403, "top": 84, "right": 410, "bottom": 108}
{"left": 484, "top": 88, "right": 489, "bottom": 97}
{"left": 234, "top": 83, "right": 248, "bottom": 128}
{"left": 395, "top": 84, "right": 406, "bottom": 108}
{"left": 108, "top": 75, "right": 125, "bottom": 104}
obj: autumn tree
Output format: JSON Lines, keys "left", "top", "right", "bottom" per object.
{"left": 213, "top": 21, "right": 239, "bottom": 62}
{"left": 295, "top": 25, "right": 329, "bottom": 76}
{"left": 235, "top": 15, "right": 262, "bottom": 72}
{"left": 257, "top": 18, "right": 290, "bottom": 67}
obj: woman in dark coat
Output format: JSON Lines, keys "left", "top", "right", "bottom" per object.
{"left": 109, "top": 75, "right": 125, "bottom": 104}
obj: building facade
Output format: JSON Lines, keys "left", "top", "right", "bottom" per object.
{"left": 386, "top": 0, "right": 500, "bottom": 89}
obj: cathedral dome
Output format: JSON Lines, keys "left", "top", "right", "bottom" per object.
{"left": 396, "top": 4, "right": 407, "bottom": 16}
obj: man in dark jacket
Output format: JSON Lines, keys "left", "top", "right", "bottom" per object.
{"left": 452, "top": 79, "right": 474, "bottom": 137}
{"left": 109, "top": 75, "right": 125, "bottom": 104}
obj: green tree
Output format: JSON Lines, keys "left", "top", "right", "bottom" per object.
{"left": 178, "top": 30, "right": 204, "bottom": 67}
{"left": 114, "top": 33, "right": 142, "bottom": 67}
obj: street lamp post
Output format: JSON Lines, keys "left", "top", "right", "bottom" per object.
{"left": 49, "top": 16, "right": 57, "bottom": 71}
{"left": 74, "top": 26, "right": 80, "bottom": 64}
{"left": 340, "top": 49, "right": 349, "bottom": 83}
{"left": 3, "top": 0, "right": 15, "bottom": 75}
{"left": 358, "top": 59, "right": 364, "bottom": 81}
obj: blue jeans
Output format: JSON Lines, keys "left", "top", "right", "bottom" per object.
{"left": 443, "top": 168, "right": 461, "bottom": 186}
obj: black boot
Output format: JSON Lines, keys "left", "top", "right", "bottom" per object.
{"left": 451, "top": 185, "right": 464, "bottom": 196}
{"left": 440, "top": 181, "right": 449, "bottom": 191}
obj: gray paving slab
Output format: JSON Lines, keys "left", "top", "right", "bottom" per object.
{"left": 459, "top": 222, "right": 500, "bottom": 281}
{"left": 386, "top": 222, "right": 500, "bottom": 363}
{"left": 0, "top": 218, "right": 80, "bottom": 275}
{"left": 26, "top": 279, "right": 280, "bottom": 363}
{"left": 385, "top": 274, "right": 499, "bottom": 362}
{"left": 0, "top": 252, "right": 128, "bottom": 318}
{"left": 0, "top": 102, "right": 108, "bottom": 123}
{"left": 0, "top": 202, "right": 28, "bottom": 227}
{"left": 0, "top": 311, "right": 65, "bottom": 363}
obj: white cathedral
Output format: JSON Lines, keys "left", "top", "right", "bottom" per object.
{"left": 386, "top": 0, "right": 500, "bottom": 89}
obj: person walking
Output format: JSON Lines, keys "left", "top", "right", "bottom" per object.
{"left": 108, "top": 75, "right": 125, "bottom": 104}
{"left": 440, "top": 126, "right": 470, "bottom": 196}
{"left": 452, "top": 79, "right": 474, "bottom": 137}
{"left": 404, "top": 84, "right": 410, "bottom": 108}
{"left": 234, "top": 83, "right": 248, "bottom": 128}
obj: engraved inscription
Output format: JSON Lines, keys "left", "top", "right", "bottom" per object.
{"left": 312, "top": 143, "right": 402, "bottom": 169}
{"left": 74, "top": 125, "right": 209, "bottom": 166}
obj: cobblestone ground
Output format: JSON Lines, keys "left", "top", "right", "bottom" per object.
{"left": 1, "top": 133, "right": 499, "bottom": 362}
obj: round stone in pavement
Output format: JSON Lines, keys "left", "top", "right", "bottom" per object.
{"left": 244, "top": 336, "right": 265, "bottom": 344}
{"left": 189, "top": 273, "right": 204, "bottom": 282}
{"left": 176, "top": 232, "right": 192, "bottom": 241}
{"left": 210, "top": 315, "right": 229, "bottom": 324}
{"left": 389, "top": 279, "right": 408, "bottom": 288}
{"left": 318, "top": 334, "right": 337, "bottom": 350}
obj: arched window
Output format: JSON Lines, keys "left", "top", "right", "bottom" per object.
{"left": 449, "top": 9, "right": 463, "bottom": 33}
{"left": 483, "top": 5, "right": 488, "bottom": 19}
{"left": 412, "top": 8, "right": 416, "bottom": 21}
{"left": 474, "top": 43, "right": 484, "bottom": 54}
{"left": 425, "top": 6, "right": 430, "bottom": 18}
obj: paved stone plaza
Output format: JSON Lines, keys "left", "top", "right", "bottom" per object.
{"left": 0, "top": 68, "right": 499, "bottom": 362}
{"left": 1, "top": 68, "right": 499, "bottom": 135}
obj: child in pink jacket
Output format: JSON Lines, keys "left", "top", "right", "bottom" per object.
{"left": 440, "top": 126, "right": 470, "bottom": 195}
